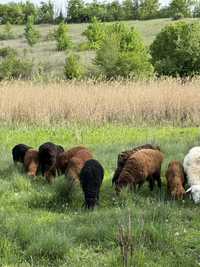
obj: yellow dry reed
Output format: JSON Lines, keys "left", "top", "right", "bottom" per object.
{"left": 0, "top": 79, "right": 200, "bottom": 126}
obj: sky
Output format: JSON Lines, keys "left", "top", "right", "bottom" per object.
{"left": 0, "top": 0, "right": 171, "bottom": 9}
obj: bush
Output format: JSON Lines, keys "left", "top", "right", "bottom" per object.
{"left": 0, "top": 47, "right": 17, "bottom": 58}
{"left": 0, "top": 53, "right": 33, "bottom": 80}
{"left": 95, "top": 23, "right": 153, "bottom": 79}
{"left": 82, "top": 17, "right": 105, "bottom": 49}
{"left": 64, "top": 53, "right": 85, "bottom": 79}
{"left": 150, "top": 21, "right": 200, "bottom": 77}
{"left": 0, "top": 22, "right": 16, "bottom": 40}
{"left": 55, "top": 22, "right": 72, "bottom": 51}
{"left": 24, "top": 16, "right": 40, "bottom": 47}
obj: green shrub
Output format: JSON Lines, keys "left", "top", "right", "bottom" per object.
{"left": 64, "top": 53, "right": 85, "bottom": 80}
{"left": 150, "top": 21, "right": 200, "bottom": 77}
{"left": 55, "top": 22, "right": 72, "bottom": 51}
{"left": 95, "top": 23, "right": 153, "bottom": 79}
{"left": 82, "top": 17, "right": 105, "bottom": 49}
{"left": 0, "top": 54, "right": 33, "bottom": 80}
{"left": 24, "top": 16, "right": 40, "bottom": 47}
{"left": 0, "top": 47, "right": 17, "bottom": 58}
{"left": 0, "top": 22, "right": 16, "bottom": 40}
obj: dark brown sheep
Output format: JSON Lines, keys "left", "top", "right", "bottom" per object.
{"left": 65, "top": 148, "right": 93, "bottom": 183}
{"left": 12, "top": 144, "right": 32, "bottom": 164}
{"left": 165, "top": 160, "right": 186, "bottom": 199}
{"left": 56, "top": 146, "right": 87, "bottom": 175}
{"left": 115, "top": 149, "right": 164, "bottom": 193}
{"left": 112, "top": 144, "right": 160, "bottom": 185}
{"left": 38, "top": 142, "right": 61, "bottom": 184}
{"left": 80, "top": 159, "right": 104, "bottom": 209}
{"left": 23, "top": 149, "right": 39, "bottom": 177}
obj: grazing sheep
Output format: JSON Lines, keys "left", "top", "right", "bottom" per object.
{"left": 65, "top": 148, "right": 93, "bottom": 183}
{"left": 183, "top": 146, "right": 200, "bottom": 203}
{"left": 12, "top": 144, "right": 32, "bottom": 164}
{"left": 24, "top": 149, "right": 39, "bottom": 177}
{"left": 115, "top": 149, "right": 164, "bottom": 193}
{"left": 112, "top": 144, "right": 160, "bottom": 185}
{"left": 80, "top": 159, "right": 104, "bottom": 209}
{"left": 165, "top": 160, "right": 186, "bottom": 199}
{"left": 38, "top": 142, "right": 61, "bottom": 183}
{"left": 56, "top": 146, "right": 86, "bottom": 175}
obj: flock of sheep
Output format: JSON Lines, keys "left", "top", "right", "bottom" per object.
{"left": 12, "top": 142, "right": 200, "bottom": 209}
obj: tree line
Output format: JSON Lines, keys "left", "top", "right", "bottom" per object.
{"left": 0, "top": 0, "right": 199, "bottom": 25}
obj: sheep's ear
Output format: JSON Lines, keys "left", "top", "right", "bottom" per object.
{"left": 186, "top": 187, "right": 192, "bottom": 194}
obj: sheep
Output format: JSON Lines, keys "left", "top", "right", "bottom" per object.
{"left": 183, "top": 146, "right": 200, "bottom": 203}
{"left": 23, "top": 149, "right": 39, "bottom": 177}
{"left": 115, "top": 149, "right": 164, "bottom": 193}
{"left": 80, "top": 159, "right": 104, "bottom": 209}
{"left": 56, "top": 146, "right": 86, "bottom": 175}
{"left": 165, "top": 160, "right": 186, "bottom": 199}
{"left": 12, "top": 144, "right": 32, "bottom": 164}
{"left": 112, "top": 144, "right": 160, "bottom": 185}
{"left": 38, "top": 142, "right": 62, "bottom": 184}
{"left": 65, "top": 148, "right": 93, "bottom": 183}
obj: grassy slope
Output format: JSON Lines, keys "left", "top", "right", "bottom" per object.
{"left": 0, "top": 125, "right": 200, "bottom": 266}
{"left": 0, "top": 18, "right": 198, "bottom": 76}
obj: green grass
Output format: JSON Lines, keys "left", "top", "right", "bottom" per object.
{"left": 0, "top": 18, "right": 199, "bottom": 77}
{"left": 0, "top": 124, "right": 200, "bottom": 266}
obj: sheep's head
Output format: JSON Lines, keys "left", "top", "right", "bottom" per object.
{"left": 186, "top": 185, "right": 200, "bottom": 204}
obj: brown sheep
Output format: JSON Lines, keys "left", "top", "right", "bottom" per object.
{"left": 65, "top": 148, "right": 93, "bottom": 183}
{"left": 23, "top": 149, "right": 39, "bottom": 177}
{"left": 165, "top": 160, "right": 186, "bottom": 199}
{"left": 112, "top": 144, "right": 160, "bottom": 185}
{"left": 56, "top": 146, "right": 88, "bottom": 175}
{"left": 115, "top": 149, "right": 164, "bottom": 193}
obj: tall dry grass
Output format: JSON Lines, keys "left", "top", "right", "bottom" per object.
{"left": 0, "top": 79, "right": 200, "bottom": 126}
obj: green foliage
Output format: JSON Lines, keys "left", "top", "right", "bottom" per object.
{"left": 38, "top": 1, "right": 54, "bottom": 24}
{"left": 55, "top": 22, "right": 72, "bottom": 51}
{"left": 0, "top": 22, "right": 16, "bottom": 40}
{"left": 138, "top": 0, "right": 160, "bottom": 19}
{"left": 0, "top": 47, "right": 17, "bottom": 58}
{"left": 24, "top": 16, "right": 40, "bottom": 47}
{"left": 64, "top": 53, "right": 85, "bottom": 79}
{"left": 0, "top": 53, "right": 33, "bottom": 80}
{"left": 169, "top": 0, "right": 192, "bottom": 19}
{"left": 95, "top": 23, "right": 153, "bottom": 79}
{"left": 82, "top": 17, "right": 105, "bottom": 49}
{"left": 150, "top": 21, "right": 200, "bottom": 77}
{"left": 67, "top": 0, "right": 85, "bottom": 23}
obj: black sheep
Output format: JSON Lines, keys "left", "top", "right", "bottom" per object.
{"left": 80, "top": 159, "right": 104, "bottom": 209}
{"left": 38, "top": 142, "right": 59, "bottom": 183}
{"left": 12, "top": 144, "right": 32, "bottom": 164}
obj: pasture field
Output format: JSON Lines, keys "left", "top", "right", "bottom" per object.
{"left": 0, "top": 124, "right": 200, "bottom": 266}
{"left": 0, "top": 18, "right": 198, "bottom": 77}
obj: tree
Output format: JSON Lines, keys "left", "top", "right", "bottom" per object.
{"left": 82, "top": 17, "right": 105, "bottom": 49}
{"left": 169, "top": 0, "right": 192, "bottom": 19}
{"left": 38, "top": 1, "right": 54, "bottom": 23}
{"left": 138, "top": 0, "right": 160, "bottom": 19}
{"left": 122, "top": 0, "right": 134, "bottom": 20}
{"left": 55, "top": 22, "right": 72, "bottom": 50}
{"left": 64, "top": 53, "right": 85, "bottom": 79}
{"left": 24, "top": 16, "right": 40, "bottom": 46}
{"left": 150, "top": 21, "right": 200, "bottom": 77}
{"left": 67, "top": 0, "right": 85, "bottom": 22}
{"left": 95, "top": 23, "right": 153, "bottom": 79}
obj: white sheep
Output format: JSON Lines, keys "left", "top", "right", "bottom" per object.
{"left": 183, "top": 146, "right": 200, "bottom": 204}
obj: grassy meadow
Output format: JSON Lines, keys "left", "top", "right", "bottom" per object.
{"left": 0, "top": 125, "right": 200, "bottom": 266}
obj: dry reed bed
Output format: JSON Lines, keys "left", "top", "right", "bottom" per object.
{"left": 0, "top": 79, "right": 200, "bottom": 125}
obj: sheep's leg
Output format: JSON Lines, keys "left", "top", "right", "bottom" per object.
{"left": 153, "top": 171, "right": 162, "bottom": 189}
{"left": 148, "top": 176, "right": 155, "bottom": 191}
